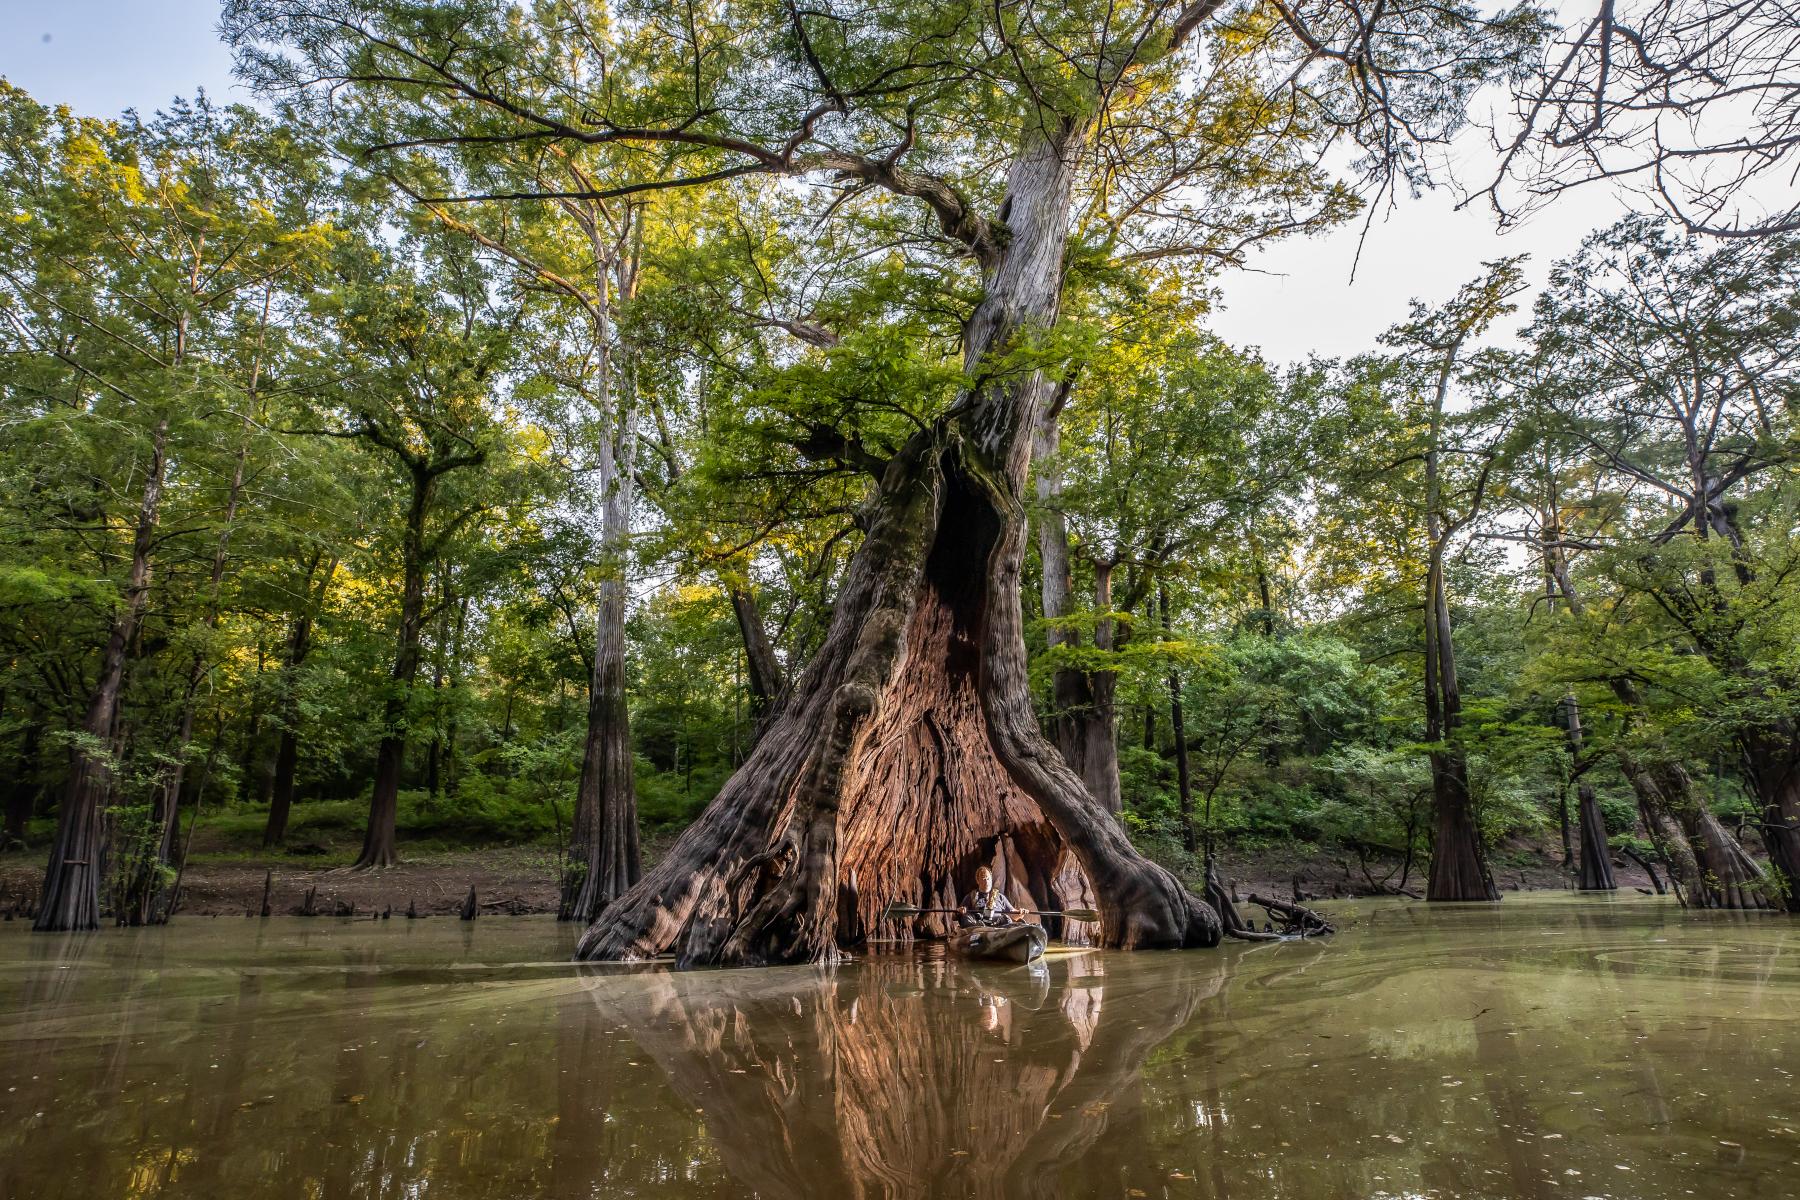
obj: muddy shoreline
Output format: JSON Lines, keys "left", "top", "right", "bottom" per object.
{"left": 0, "top": 840, "right": 1660, "bottom": 922}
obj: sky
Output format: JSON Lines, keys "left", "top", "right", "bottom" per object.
{"left": 0, "top": 0, "right": 1638, "bottom": 366}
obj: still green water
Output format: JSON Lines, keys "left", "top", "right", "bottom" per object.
{"left": 0, "top": 893, "right": 1794, "bottom": 1199}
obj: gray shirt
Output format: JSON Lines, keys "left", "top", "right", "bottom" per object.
{"left": 961, "top": 887, "right": 1017, "bottom": 922}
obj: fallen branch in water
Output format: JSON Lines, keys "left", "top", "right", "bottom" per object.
{"left": 1245, "top": 892, "right": 1335, "bottom": 938}
{"left": 1206, "top": 863, "right": 1280, "bottom": 941}
{"left": 1206, "top": 864, "right": 1335, "bottom": 941}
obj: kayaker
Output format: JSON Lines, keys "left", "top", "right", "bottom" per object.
{"left": 957, "top": 867, "right": 1019, "bottom": 928}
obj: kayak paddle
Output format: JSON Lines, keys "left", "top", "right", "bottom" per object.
{"left": 882, "top": 901, "right": 1100, "bottom": 923}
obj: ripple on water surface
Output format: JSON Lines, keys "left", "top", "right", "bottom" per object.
{"left": 0, "top": 893, "right": 1795, "bottom": 1199}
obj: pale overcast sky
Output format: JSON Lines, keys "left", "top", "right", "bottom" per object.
{"left": 0, "top": 0, "right": 1637, "bottom": 365}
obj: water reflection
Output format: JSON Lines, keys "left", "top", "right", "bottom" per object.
{"left": 0, "top": 898, "right": 1798, "bottom": 1199}
{"left": 576, "top": 948, "right": 1223, "bottom": 1199}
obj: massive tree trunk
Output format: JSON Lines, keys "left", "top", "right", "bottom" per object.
{"left": 1031, "top": 405, "right": 1122, "bottom": 815}
{"left": 1649, "top": 489, "right": 1785, "bottom": 908}
{"left": 575, "top": 130, "right": 1218, "bottom": 966}
{"left": 1615, "top": 749, "right": 1765, "bottom": 908}
{"left": 1562, "top": 694, "right": 1615, "bottom": 891}
{"left": 37, "top": 418, "right": 169, "bottom": 931}
{"left": 353, "top": 466, "right": 432, "bottom": 870}
{"left": 1654, "top": 760, "right": 1768, "bottom": 909}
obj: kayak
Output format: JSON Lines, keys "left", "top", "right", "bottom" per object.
{"left": 948, "top": 922, "right": 1048, "bottom": 964}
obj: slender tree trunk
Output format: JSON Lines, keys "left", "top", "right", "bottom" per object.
{"left": 263, "top": 553, "right": 332, "bottom": 848}
{"left": 563, "top": 209, "right": 644, "bottom": 921}
{"left": 728, "top": 584, "right": 784, "bottom": 734}
{"left": 4, "top": 719, "right": 41, "bottom": 849}
{"left": 1740, "top": 726, "right": 1800, "bottom": 913}
{"left": 426, "top": 588, "right": 448, "bottom": 803}
{"left": 1031, "top": 403, "right": 1121, "bottom": 814}
{"left": 1555, "top": 786, "right": 1574, "bottom": 867}
{"left": 37, "top": 418, "right": 169, "bottom": 931}
{"left": 1542, "top": 527, "right": 1721, "bottom": 902}
{"left": 565, "top": 439, "right": 642, "bottom": 923}
{"left": 1161, "top": 586, "right": 1195, "bottom": 854}
{"left": 444, "top": 595, "right": 467, "bottom": 798}
{"left": 575, "top": 127, "right": 1217, "bottom": 966}
{"left": 236, "top": 642, "right": 267, "bottom": 806}
{"left": 137, "top": 294, "right": 271, "bottom": 911}
{"left": 1422, "top": 359, "right": 1496, "bottom": 903}
{"left": 1563, "top": 695, "right": 1615, "bottom": 890}
{"left": 354, "top": 469, "right": 432, "bottom": 870}
{"left": 127, "top": 422, "right": 253, "bottom": 923}
{"left": 1422, "top": 532, "right": 1496, "bottom": 901}
{"left": 1076, "top": 563, "right": 1122, "bottom": 814}
{"left": 265, "top": 722, "right": 302, "bottom": 848}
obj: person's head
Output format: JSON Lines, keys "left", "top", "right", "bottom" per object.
{"left": 975, "top": 866, "right": 993, "bottom": 890}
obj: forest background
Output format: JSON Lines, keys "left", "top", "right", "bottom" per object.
{"left": 0, "top": 0, "right": 1794, "bottom": 922}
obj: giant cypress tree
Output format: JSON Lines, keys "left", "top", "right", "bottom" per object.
{"left": 229, "top": 0, "right": 1545, "bottom": 964}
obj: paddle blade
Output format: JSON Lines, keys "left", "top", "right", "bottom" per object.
{"left": 1060, "top": 907, "right": 1100, "bottom": 923}
{"left": 882, "top": 902, "right": 923, "bottom": 921}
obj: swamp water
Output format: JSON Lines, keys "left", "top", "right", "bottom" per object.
{"left": 0, "top": 893, "right": 1795, "bottom": 1199}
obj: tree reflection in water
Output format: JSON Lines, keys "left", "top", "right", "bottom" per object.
{"left": 577, "top": 947, "right": 1226, "bottom": 1199}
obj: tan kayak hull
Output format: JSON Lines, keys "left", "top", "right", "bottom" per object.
{"left": 948, "top": 923, "right": 1048, "bottom": 964}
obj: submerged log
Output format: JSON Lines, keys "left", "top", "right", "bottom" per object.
{"left": 1244, "top": 893, "right": 1335, "bottom": 938}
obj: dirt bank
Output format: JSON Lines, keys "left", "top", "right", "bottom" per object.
{"left": 0, "top": 837, "right": 1661, "bottom": 922}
